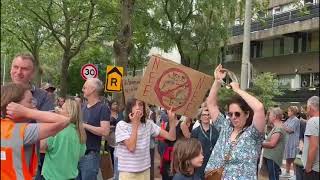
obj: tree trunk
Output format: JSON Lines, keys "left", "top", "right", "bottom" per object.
{"left": 133, "top": 64, "right": 136, "bottom": 77}
{"left": 113, "top": 0, "right": 135, "bottom": 110}
{"left": 176, "top": 41, "right": 190, "bottom": 67}
{"left": 32, "top": 49, "right": 42, "bottom": 87}
{"left": 59, "top": 53, "right": 71, "bottom": 98}
{"left": 195, "top": 53, "right": 201, "bottom": 70}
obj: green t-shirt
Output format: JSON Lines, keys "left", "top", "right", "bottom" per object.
{"left": 42, "top": 124, "right": 86, "bottom": 180}
{"left": 263, "top": 126, "right": 287, "bottom": 167}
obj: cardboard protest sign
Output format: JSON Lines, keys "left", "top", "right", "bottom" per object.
{"left": 136, "top": 55, "right": 213, "bottom": 118}
{"left": 122, "top": 75, "right": 142, "bottom": 102}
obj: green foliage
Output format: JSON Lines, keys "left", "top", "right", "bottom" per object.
{"left": 216, "top": 73, "right": 283, "bottom": 110}
{"left": 128, "top": 0, "right": 155, "bottom": 75}
{"left": 150, "top": 0, "right": 237, "bottom": 74}
{"left": 217, "top": 88, "right": 236, "bottom": 109}
{"left": 67, "top": 42, "right": 113, "bottom": 95}
{"left": 249, "top": 72, "right": 284, "bottom": 109}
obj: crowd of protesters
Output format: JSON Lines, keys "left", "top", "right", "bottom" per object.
{"left": 1, "top": 53, "right": 319, "bottom": 180}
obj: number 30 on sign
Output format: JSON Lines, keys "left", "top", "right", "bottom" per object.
{"left": 81, "top": 64, "right": 98, "bottom": 80}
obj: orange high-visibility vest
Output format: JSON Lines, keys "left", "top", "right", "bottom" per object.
{"left": 1, "top": 118, "right": 38, "bottom": 180}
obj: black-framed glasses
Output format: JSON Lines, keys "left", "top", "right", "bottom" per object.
{"left": 227, "top": 112, "right": 241, "bottom": 118}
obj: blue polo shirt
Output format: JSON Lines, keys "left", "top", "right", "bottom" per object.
{"left": 31, "top": 85, "right": 54, "bottom": 111}
{"left": 82, "top": 101, "right": 110, "bottom": 152}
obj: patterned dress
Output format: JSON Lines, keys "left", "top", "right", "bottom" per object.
{"left": 283, "top": 116, "right": 300, "bottom": 159}
{"left": 205, "top": 113, "right": 264, "bottom": 180}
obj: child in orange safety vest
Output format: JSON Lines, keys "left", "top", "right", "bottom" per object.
{"left": 1, "top": 83, "right": 70, "bottom": 180}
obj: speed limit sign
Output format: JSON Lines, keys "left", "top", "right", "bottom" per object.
{"left": 81, "top": 64, "right": 98, "bottom": 80}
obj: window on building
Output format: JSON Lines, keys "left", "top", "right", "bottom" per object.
{"left": 311, "top": 73, "right": 319, "bottom": 87}
{"left": 293, "top": 32, "right": 312, "bottom": 53}
{"left": 301, "top": 32, "right": 308, "bottom": 52}
{"left": 310, "top": 31, "right": 319, "bottom": 52}
{"left": 278, "top": 74, "right": 295, "bottom": 89}
{"left": 251, "top": 41, "right": 262, "bottom": 58}
{"left": 274, "top": 38, "right": 284, "bottom": 56}
{"left": 261, "top": 40, "right": 273, "bottom": 57}
{"left": 304, "top": 0, "right": 315, "bottom": 5}
{"left": 284, "top": 37, "right": 295, "bottom": 54}
{"left": 301, "top": 73, "right": 320, "bottom": 88}
{"left": 301, "top": 73, "right": 311, "bottom": 88}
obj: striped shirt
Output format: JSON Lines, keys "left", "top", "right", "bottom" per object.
{"left": 115, "top": 120, "right": 161, "bottom": 172}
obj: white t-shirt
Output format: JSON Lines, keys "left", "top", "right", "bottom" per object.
{"left": 302, "top": 116, "right": 319, "bottom": 172}
{"left": 115, "top": 119, "right": 160, "bottom": 172}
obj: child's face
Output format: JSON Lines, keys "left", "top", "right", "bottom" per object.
{"left": 190, "top": 149, "right": 204, "bottom": 168}
{"left": 131, "top": 100, "right": 144, "bottom": 115}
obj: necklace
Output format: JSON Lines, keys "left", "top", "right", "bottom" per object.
{"left": 200, "top": 123, "right": 213, "bottom": 151}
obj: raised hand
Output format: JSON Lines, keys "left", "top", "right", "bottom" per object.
{"left": 6, "top": 102, "right": 29, "bottom": 120}
{"left": 129, "top": 109, "right": 143, "bottom": 126}
{"left": 167, "top": 107, "right": 176, "bottom": 123}
{"left": 214, "top": 64, "right": 227, "bottom": 81}
{"left": 229, "top": 82, "right": 240, "bottom": 91}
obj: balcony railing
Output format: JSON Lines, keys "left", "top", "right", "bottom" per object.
{"left": 232, "top": 4, "right": 319, "bottom": 36}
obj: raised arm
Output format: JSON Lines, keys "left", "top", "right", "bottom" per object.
{"left": 207, "top": 64, "right": 226, "bottom": 123}
{"left": 159, "top": 108, "right": 176, "bottom": 141}
{"left": 7, "top": 102, "right": 70, "bottom": 140}
{"left": 180, "top": 120, "right": 191, "bottom": 138}
{"left": 123, "top": 109, "right": 142, "bottom": 152}
{"left": 230, "top": 82, "right": 265, "bottom": 133}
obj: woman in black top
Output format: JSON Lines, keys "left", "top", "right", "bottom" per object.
{"left": 191, "top": 107, "right": 218, "bottom": 179}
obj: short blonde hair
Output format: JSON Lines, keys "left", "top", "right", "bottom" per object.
{"left": 288, "top": 106, "right": 299, "bottom": 115}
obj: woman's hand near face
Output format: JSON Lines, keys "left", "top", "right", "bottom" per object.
{"left": 129, "top": 110, "right": 142, "bottom": 126}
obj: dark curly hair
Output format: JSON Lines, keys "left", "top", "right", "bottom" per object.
{"left": 124, "top": 98, "right": 146, "bottom": 124}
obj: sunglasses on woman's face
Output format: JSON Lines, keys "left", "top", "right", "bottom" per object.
{"left": 227, "top": 112, "right": 241, "bottom": 118}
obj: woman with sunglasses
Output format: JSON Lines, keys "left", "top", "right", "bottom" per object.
{"left": 205, "top": 64, "right": 265, "bottom": 179}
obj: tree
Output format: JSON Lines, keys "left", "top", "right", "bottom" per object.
{"left": 185, "top": 0, "right": 237, "bottom": 72}
{"left": 151, "top": 0, "right": 194, "bottom": 67}
{"left": 113, "top": 0, "right": 135, "bottom": 71}
{"left": 128, "top": 0, "right": 155, "bottom": 76}
{"left": 20, "top": 0, "right": 109, "bottom": 97}
{"left": 68, "top": 42, "right": 113, "bottom": 95}
{"left": 216, "top": 73, "right": 283, "bottom": 110}
{"left": 150, "top": 0, "right": 237, "bottom": 74}
{"left": 249, "top": 72, "right": 284, "bottom": 109}
{"left": 1, "top": 0, "right": 52, "bottom": 86}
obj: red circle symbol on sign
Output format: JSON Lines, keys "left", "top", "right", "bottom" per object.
{"left": 154, "top": 68, "right": 192, "bottom": 111}
{"left": 81, "top": 64, "right": 98, "bottom": 80}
